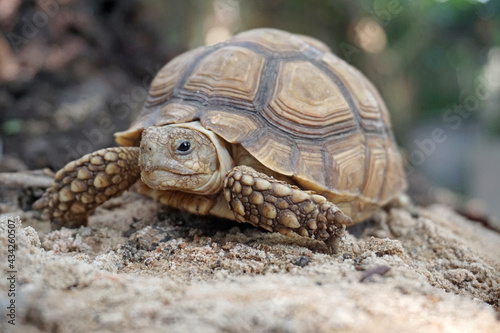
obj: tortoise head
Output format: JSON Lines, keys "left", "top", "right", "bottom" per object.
{"left": 139, "top": 121, "right": 233, "bottom": 195}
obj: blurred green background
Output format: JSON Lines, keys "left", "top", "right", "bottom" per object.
{"left": 1, "top": 0, "right": 499, "bottom": 218}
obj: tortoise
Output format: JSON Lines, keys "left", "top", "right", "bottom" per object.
{"left": 34, "top": 28, "right": 407, "bottom": 252}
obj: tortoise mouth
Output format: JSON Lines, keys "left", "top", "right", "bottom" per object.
{"left": 141, "top": 169, "right": 180, "bottom": 190}
{"left": 141, "top": 169, "right": 211, "bottom": 193}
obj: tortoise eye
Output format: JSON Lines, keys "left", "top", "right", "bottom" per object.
{"left": 176, "top": 140, "right": 192, "bottom": 154}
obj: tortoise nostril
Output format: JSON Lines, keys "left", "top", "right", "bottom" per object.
{"left": 142, "top": 142, "right": 155, "bottom": 153}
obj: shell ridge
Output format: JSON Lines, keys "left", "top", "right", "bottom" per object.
{"left": 359, "top": 143, "right": 371, "bottom": 202}
{"left": 240, "top": 126, "right": 269, "bottom": 152}
{"left": 227, "top": 40, "right": 274, "bottom": 57}
{"left": 377, "top": 142, "right": 390, "bottom": 202}
{"left": 290, "top": 140, "right": 300, "bottom": 173}
{"left": 321, "top": 145, "right": 334, "bottom": 189}
{"left": 254, "top": 58, "right": 280, "bottom": 113}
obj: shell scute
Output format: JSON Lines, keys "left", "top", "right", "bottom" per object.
{"left": 184, "top": 46, "right": 265, "bottom": 103}
{"left": 266, "top": 61, "right": 352, "bottom": 128}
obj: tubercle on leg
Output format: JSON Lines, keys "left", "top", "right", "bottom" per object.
{"left": 33, "top": 147, "right": 140, "bottom": 228}
{"left": 223, "top": 165, "right": 353, "bottom": 252}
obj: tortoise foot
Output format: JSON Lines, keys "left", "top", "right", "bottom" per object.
{"left": 223, "top": 165, "right": 353, "bottom": 253}
{"left": 33, "top": 147, "right": 140, "bottom": 228}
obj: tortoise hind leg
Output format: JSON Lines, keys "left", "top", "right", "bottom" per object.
{"left": 223, "top": 165, "right": 353, "bottom": 254}
{"left": 33, "top": 147, "right": 140, "bottom": 229}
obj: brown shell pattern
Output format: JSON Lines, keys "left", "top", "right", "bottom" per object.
{"left": 115, "top": 28, "right": 407, "bottom": 222}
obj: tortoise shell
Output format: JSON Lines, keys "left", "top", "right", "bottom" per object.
{"left": 115, "top": 28, "right": 407, "bottom": 223}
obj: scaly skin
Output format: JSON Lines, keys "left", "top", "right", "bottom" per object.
{"left": 223, "top": 165, "right": 353, "bottom": 253}
{"left": 33, "top": 147, "right": 140, "bottom": 228}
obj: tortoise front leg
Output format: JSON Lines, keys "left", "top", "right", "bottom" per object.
{"left": 223, "top": 165, "right": 353, "bottom": 253}
{"left": 33, "top": 147, "right": 140, "bottom": 228}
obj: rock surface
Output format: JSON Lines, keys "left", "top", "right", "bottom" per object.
{"left": 0, "top": 189, "right": 499, "bottom": 333}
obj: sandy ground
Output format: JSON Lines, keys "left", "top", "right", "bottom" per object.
{"left": 0, "top": 182, "right": 499, "bottom": 332}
